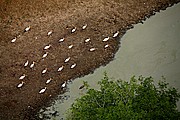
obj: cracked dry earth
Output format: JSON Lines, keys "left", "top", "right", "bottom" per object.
{"left": 0, "top": 0, "right": 179, "bottom": 119}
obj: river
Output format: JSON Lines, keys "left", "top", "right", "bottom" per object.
{"left": 40, "top": 3, "right": 180, "bottom": 119}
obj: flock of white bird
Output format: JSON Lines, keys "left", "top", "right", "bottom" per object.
{"left": 11, "top": 24, "right": 119, "bottom": 95}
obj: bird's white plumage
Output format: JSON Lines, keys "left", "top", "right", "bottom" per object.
{"left": 11, "top": 37, "right": 16, "bottom": 43}
{"left": 19, "top": 74, "right": 26, "bottom": 80}
{"left": 104, "top": 44, "right": 109, "bottom": 48}
{"left": 103, "top": 37, "right": 109, "bottom": 42}
{"left": 64, "top": 57, "right": 70, "bottom": 63}
{"left": 42, "top": 52, "right": 48, "bottom": 58}
{"left": 39, "top": 87, "right": 47, "bottom": 94}
{"left": 71, "top": 27, "right": 76, "bottom": 33}
{"left": 59, "top": 38, "right": 64, "bottom": 42}
{"left": 17, "top": 81, "right": 24, "bottom": 88}
{"left": 42, "top": 68, "right": 47, "bottom": 74}
{"left": 46, "top": 78, "right": 52, "bottom": 84}
{"left": 68, "top": 45, "right": 73, "bottom": 49}
{"left": 58, "top": 66, "right": 64, "bottom": 72}
{"left": 70, "top": 63, "right": 76, "bottom": 69}
{"left": 44, "top": 45, "right": 51, "bottom": 50}
{"left": 30, "top": 61, "right": 35, "bottom": 68}
{"left": 85, "top": 38, "right": 90, "bottom": 43}
{"left": 25, "top": 26, "right": 31, "bottom": 32}
{"left": 47, "top": 30, "right": 53, "bottom": 36}
{"left": 113, "top": 31, "right": 119, "bottom": 38}
{"left": 82, "top": 24, "right": 87, "bottom": 29}
{"left": 61, "top": 82, "right": 66, "bottom": 88}
{"left": 89, "top": 48, "right": 96, "bottom": 52}
{"left": 24, "top": 60, "right": 29, "bottom": 67}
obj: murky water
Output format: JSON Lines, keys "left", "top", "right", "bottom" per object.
{"left": 41, "top": 3, "right": 180, "bottom": 119}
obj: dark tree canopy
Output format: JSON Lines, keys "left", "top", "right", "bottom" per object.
{"left": 66, "top": 73, "right": 180, "bottom": 120}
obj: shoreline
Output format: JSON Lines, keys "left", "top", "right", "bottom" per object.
{"left": 0, "top": 0, "right": 180, "bottom": 119}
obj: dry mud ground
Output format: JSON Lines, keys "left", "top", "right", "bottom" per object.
{"left": 0, "top": 0, "right": 179, "bottom": 119}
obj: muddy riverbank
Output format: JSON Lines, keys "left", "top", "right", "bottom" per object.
{"left": 0, "top": 0, "right": 179, "bottom": 119}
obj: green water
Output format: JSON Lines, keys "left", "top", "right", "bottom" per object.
{"left": 41, "top": 3, "right": 180, "bottom": 119}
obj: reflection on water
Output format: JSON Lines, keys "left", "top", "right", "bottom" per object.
{"left": 41, "top": 3, "right": 180, "bottom": 119}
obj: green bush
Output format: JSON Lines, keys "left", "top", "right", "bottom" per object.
{"left": 66, "top": 73, "right": 180, "bottom": 120}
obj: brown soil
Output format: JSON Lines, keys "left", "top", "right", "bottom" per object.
{"left": 0, "top": 0, "right": 179, "bottom": 119}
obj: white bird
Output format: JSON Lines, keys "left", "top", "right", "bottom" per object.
{"left": 61, "top": 82, "right": 66, "bottom": 88}
{"left": 103, "top": 37, "right": 109, "bottom": 42}
{"left": 89, "top": 48, "right": 96, "bottom": 52}
{"left": 39, "top": 87, "right": 47, "bottom": 94}
{"left": 46, "top": 78, "right": 52, "bottom": 84}
{"left": 24, "top": 60, "right": 29, "bottom": 67}
{"left": 82, "top": 24, "right": 87, "bottom": 30}
{"left": 25, "top": 26, "right": 31, "bottom": 32}
{"left": 17, "top": 81, "right": 25, "bottom": 88}
{"left": 70, "top": 63, "right": 77, "bottom": 69}
{"left": 58, "top": 66, "right": 64, "bottom": 72}
{"left": 68, "top": 45, "right": 73, "bottom": 49}
{"left": 11, "top": 37, "right": 17, "bottom": 43}
{"left": 44, "top": 44, "right": 51, "bottom": 50}
{"left": 104, "top": 44, "right": 109, "bottom": 48}
{"left": 19, "top": 74, "right": 26, "bottom": 80}
{"left": 113, "top": 31, "right": 119, "bottom": 38}
{"left": 85, "top": 38, "right": 90, "bottom": 43}
{"left": 59, "top": 38, "right": 65, "bottom": 42}
{"left": 42, "top": 68, "right": 47, "bottom": 74}
{"left": 71, "top": 27, "right": 76, "bottom": 33}
{"left": 47, "top": 30, "right": 53, "bottom": 36}
{"left": 42, "top": 52, "right": 48, "bottom": 58}
{"left": 64, "top": 57, "right": 70, "bottom": 63}
{"left": 30, "top": 61, "right": 35, "bottom": 68}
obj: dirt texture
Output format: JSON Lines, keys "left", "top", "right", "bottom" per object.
{"left": 0, "top": 0, "right": 179, "bottom": 119}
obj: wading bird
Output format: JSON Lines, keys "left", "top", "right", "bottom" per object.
{"left": 44, "top": 44, "right": 51, "bottom": 50}
{"left": 113, "top": 31, "right": 119, "bottom": 38}
{"left": 11, "top": 37, "right": 16, "bottom": 43}
{"left": 59, "top": 38, "right": 64, "bottom": 42}
{"left": 71, "top": 27, "right": 76, "bottom": 33}
{"left": 46, "top": 78, "right": 52, "bottom": 84}
{"left": 47, "top": 30, "right": 53, "bottom": 36}
{"left": 17, "top": 81, "right": 25, "bottom": 88}
{"left": 104, "top": 44, "right": 109, "bottom": 48}
{"left": 39, "top": 87, "right": 47, "bottom": 94}
{"left": 19, "top": 74, "right": 26, "bottom": 80}
{"left": 24, "top": 60, "right": 29, "bottom": 67}
{"left": 64, "top": 57, "right": 70, "bottom": 63}
{"left": 61, "top": 82, "right": 66, "bottom": 88}
{"left": 89, "top": 48, "right": 96, "bottom": 52}
{"left": 82, "top": 24, "right": 87, "bottom": 30}
{"left": 85, "top": 38, "right": 90, "bottom": 43}
{"left": 68, "top": 45, "right": 73, "bottom": 49}
{"left": 25, "top": 26, "right": 31, "bottom": 32}
{"left": 42, "top": 52, "right": 48, "bottom": 58}
{"left": 70, "top": 63, "right": 76, "bottom": 69}
{"left": 42, "top": 68, "right": 47, "bottom": 74}
{"left": 103, "top": 37, "right": 109, "bottom": 42}
{"left": 30, "top": 61, "right": 35, "bottom": 68}
{"left": 58, "top": 66, "right": 64, "bottom": 72}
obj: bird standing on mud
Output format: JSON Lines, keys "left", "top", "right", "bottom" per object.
{"left": 47, "top": 30, "right": 53, "bottom": 36}
{"left": 11, "top": 37, "right": 16, "bottom": 43}
{"left": 103, "top": 37, "right": 110, "bottom": 42}
{"left": 17, "top": 81, "right": 25, "bottom": 88}
{"left": 39, "top": 87, "right": 47, "bottom": 94}
{"left": 24, "top": 26, "right": 31, "bottom": 32}
{"left": 44, "top": 44, "right": 51, "bottom": 50}
{"left": 19, "top": 74, "right": 26, "bottom": 80}
{"left": 82, "top": 24, "right": 87, "bottom": 30}
{"left": 24, "top": 60, "right": 29, "bottom": 67}
{"left": 30, "top": 61, "right": 35, "bottom": 68}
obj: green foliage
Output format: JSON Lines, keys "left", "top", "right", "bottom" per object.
{"left": 66, "top": 72, "right": 180, "bottom": 120}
